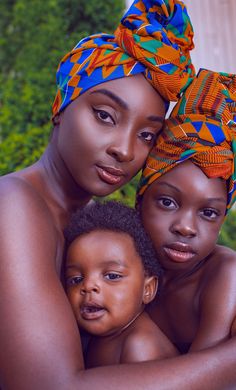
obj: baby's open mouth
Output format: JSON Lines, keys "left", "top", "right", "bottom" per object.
{"left": 80, "top": 304, "right": 106, "bottom": 320}
{"left": 81, "top": 305, "right": 103, "bottom": 314}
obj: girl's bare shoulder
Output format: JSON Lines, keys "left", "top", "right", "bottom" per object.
{"left": 212, "top": 244, "right": 236, "bottom": 265}
{"left": 203, "top": 244, "right": 236, "bottom": 285}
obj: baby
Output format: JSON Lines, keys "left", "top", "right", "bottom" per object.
{"left": 137, "top": 68, "right": 236, "bottom": 353}
{"left": 64, "top": 201, "right": 177, "bottom": 367}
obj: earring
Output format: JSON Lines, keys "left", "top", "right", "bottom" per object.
{"left": 52, "top": 114, "right": 60, "bottom": 126}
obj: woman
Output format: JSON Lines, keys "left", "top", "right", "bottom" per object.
{"left": 0, "top": 1, "right": 235, "bottom": 389}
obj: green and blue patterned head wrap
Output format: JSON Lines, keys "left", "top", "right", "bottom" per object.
{"left": 52, "top": 0, "right": 195, "bottom": 117}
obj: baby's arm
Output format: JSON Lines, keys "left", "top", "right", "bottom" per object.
{"left": 120, "top": 313, "right": 178, "bottom": 363}
{"left": 190, "top": 248, "right": 236, "bottom": 352}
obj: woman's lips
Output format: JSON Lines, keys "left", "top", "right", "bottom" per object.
{"left": 96, "top": 165, "right": 125, "bottom": 185}
{"left": 163, "top": 243, "right": 196, "bottom": 263}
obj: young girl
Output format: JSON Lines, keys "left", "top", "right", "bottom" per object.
{"left": 138, "top": 68, "right": 236, "bottom": 354}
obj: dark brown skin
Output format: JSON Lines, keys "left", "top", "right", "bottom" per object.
{"left": 0, "top": 75, "right": 236, "bottom": 389}
{"left": 86, "top": 311, "right": 178, "bottom": 367}
{"left": 141, "top": 161, "right": 236, "bottom": 354}
{"left": 65, "top": 230, "right": 178, "bottom": 367}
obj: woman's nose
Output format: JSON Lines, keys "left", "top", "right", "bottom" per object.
{"left": 107, "top": 133, "right": 135, "bottom": 162}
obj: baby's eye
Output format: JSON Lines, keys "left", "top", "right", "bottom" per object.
{"left": 104, "top": 273, "right": 122, "bottom": 281}
{"left": 66, "top": 276, "right": 83, "bottom": 286}
{"left": 93, "top": 108, "right": 115, "bottom": 124}
{"left": 139, "top": 131, "right": 156, "bottom": 144}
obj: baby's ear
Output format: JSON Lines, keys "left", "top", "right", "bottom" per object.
{"left": 142, "top": 275, "right": 158, "bottom": 305}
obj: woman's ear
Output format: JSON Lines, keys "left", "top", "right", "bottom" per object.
{"left": 52, "top": 113, "right": 61, "bottom": 127}
{"left": 51, "top": 113, "right": 62, "bottom": 140}
{"left": 142, "top": 275, "right": 158, "bottom": 305}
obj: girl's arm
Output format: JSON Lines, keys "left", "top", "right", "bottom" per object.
{"left": 189, "top": 250, "right": 236, "bottom": 352}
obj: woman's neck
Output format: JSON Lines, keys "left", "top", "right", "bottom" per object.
{"left": 41, "top": 142, "right": 92, "bottom": 207}
{"left": 16, "top": 141, "right": 92, "bottom": 231}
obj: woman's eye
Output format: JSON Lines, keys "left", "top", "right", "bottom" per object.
{"left": 66, "top": 276, "right": 83, "bottom": 286}
{"left": 93, "top": 108, "right": 115, "bottom": 124}
{"left": 139, "top": 131, "right": 155, "bottom": 144}
{"left": 105, "top": 273, "right": 122, "bottom": 281}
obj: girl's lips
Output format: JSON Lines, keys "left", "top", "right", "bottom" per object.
{"left": 163, "top": 246, "right": 196, "bottom": 263}
{"left": 96, "top": 165, "right": 125, "bottom": 185}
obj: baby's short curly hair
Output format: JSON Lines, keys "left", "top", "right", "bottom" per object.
{"left": 64, "top": 201, "right": 161, "bottom": 277}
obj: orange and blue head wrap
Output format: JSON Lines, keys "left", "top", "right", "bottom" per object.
{"left": 138, "top": 68, "right": 236, "bottom": 212}
{"left": 52, "top": 0, "right": 195, "bottom": 117}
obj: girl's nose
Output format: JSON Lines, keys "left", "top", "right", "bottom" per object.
{"left": 171, "top": 213, "right": 197, "bottom": 238}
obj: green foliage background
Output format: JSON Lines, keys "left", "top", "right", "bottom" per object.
{"left": 0, "top": 0, "right": 235, "bottom": 249}
{"left": 0, "top": 0, "right": 125, "bottom": 171}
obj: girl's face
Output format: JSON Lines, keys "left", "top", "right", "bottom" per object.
{"left": 65, "top": 230, "right": 156, "bottom": 336}
{"left": 55, "top": 74, "right": 166, "bottom": 197}
{"left": 141, "top": 161, "right": 227, "bottom": 274}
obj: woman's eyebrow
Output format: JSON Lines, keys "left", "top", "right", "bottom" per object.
{"left": 90, "top": 89, "right": 128, "bottom": 110}
{"left": 90, "top": 89, "right": 164, "bottom": 123}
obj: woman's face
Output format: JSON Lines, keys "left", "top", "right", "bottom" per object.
{"left": 55, "top": 74, "right": 166, "bottom": 197}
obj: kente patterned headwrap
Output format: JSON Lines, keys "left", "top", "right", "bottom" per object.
{"left": 138, "top": 68, "right": 236, "bottom": 212}
{"left": 52, "top": 0, "right": 195, "bottom": 117}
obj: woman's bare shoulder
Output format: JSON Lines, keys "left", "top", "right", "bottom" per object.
{"left": 0, "top": 173, "right": 52, "bottom": 221}
{"left": 0, "top": 173, "right": 59, "bottom": 265}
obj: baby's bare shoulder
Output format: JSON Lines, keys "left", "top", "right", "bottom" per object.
{"left": 120, "top": 312, "right": 178, "bottom": 363}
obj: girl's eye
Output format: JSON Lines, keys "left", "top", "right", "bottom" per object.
{"left": 139, "top": 131, "right": 156, "bottom": 144}
{"left": 158, "top": 197, "right": 177, "bottom": 209}
{"left": 66, "top": 276, "right": 83, "bottom": 286}
{"left": 93, "top": 108, "right": 115, "bottom": 124}
{"left": 104, "top": 273, "right": 122, "bottom": 281}
{"left": 201, "top": 209, "right": 219, "bottom": 220}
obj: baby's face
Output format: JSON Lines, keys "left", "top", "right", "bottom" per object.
{"left": 141, "top": 160, "right": 227, "bottom": 273}
{"left": 65, "top": 230, "right": 150, "bottom": 337}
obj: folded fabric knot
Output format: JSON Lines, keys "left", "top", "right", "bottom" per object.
{"left": 52, "top": 0, "right": 195, "bottom": 117}
{"left": 115, "top": 0, "right": 195, "bottom": 102}
{"left": 138, "top": 69, "right": 236, "bottom": 212}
